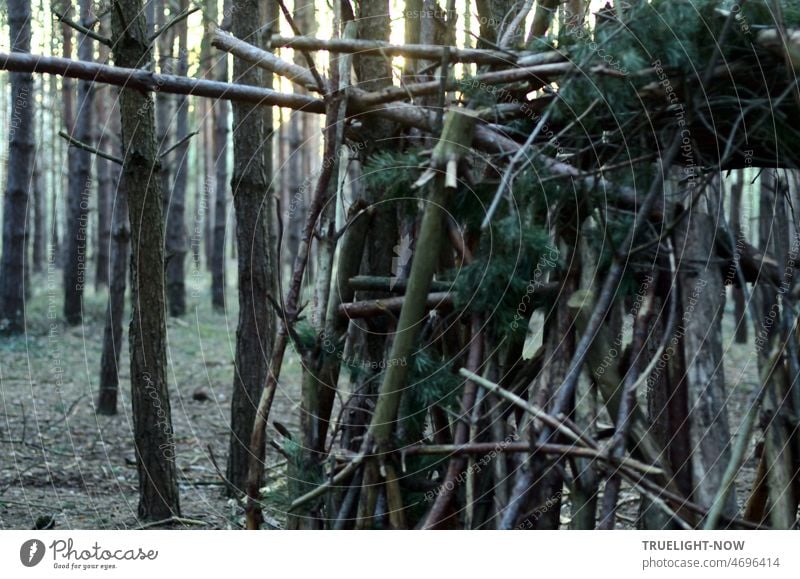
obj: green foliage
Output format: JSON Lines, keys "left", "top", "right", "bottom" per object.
{"left": 554, "top": 1, "right": 723, "bottom": 134}
{"left": 397, "top": 351, "right": 462, "bottom": 444}
{"left": 291, "top": 319, "right": 319, "bottom": 354}
{"left": 729, "top": 0, "right": 800, "bottom": 27}
{"left": 451, "top": 214, "right": 556, "bottom": 332}
{"left": 361, "top": 149, "right": 426, "bottom": 203}
{"left": 276, "top": 438, "right": 324, "bottom": 515}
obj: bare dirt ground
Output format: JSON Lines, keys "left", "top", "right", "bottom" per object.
{"left": 0, "top": 277, "right": 761, "bottom": 530}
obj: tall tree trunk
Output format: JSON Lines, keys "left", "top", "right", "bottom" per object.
{"left": 211, "top": 20, "right": 230, "bottom": 311}
{"left": 475, "top": 0, "right": 518, "bottom": 46}
{"left": 94, "top": 16, "right": 115, "bottom": 291}
{"left": 526, "top": 0, "right": 559, "bottom": 46}
{"left": 32, "top": 150, "right": 46, "bottom": 273}
{"left": 224, "top": 0, "right": 276, "bottom": 494}
{"left": 344, "top": 0, "right": 403, "bottom": 528}
{"left": 56, "top": 1, "right": 74, "bottom": 269}
{"left": 31, "top": 32, "right": 46, "bottom": 277}
{"left": 98, "top": 93, "right": 128, "bottom": 416}
{"left": 674, "top": 182, "right": 736, "bottom": 517}
{"left": 284, "top": 1, "right": 316, "bottom": 275}
{"left": 63, "top": 0, "right": 94, "bottom": 325}
{"left": 730, "top": 170, "right": 747, "bottom": 343}
{"left": 49, "top": 65, "right": 61, "bottom": 261}
{"left": 756, "top": 171, "right": 780, "bottom": 363}
{"left": 95, "top": 85, "right": 113, "bottom": 290}
{"left": 111, "top": 0, "right": 181, "bottom": 520}
{"left": 200, "top": 0, "right": 215, "bottom": 272}
{"left": 0, "top": 0, "right": 34, "bottom": 335}
{"left": 165, "top": 0, "right": 189, "bottom": 317}
{"left": 31, "top": 0, "right": 46, "bottom": 276}
{"left": 155, "top": 0, "right": 174, "bottom": 195}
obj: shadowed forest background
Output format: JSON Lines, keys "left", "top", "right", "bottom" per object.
{"left": 2, "top": 0, "right": 800, "bottom": 530}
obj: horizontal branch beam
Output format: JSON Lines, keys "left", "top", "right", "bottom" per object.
{"left": 267, "top": 35, "right": 562, "bottom": 66}
{"left": 348, "top": 275, "right": 453, "bottom": 293}
{"left": 0, "top": 52, "right": 579, "bottom": 172}
{"left": 0, "top": 52, "right": 325, "bottom": 112}
{"left": 357, "top": 62, "right": 573, "bottom": 108}
{"left": 338, "top": 291, "right": 452, "bottom": 319}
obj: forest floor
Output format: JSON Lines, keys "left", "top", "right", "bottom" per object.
{"left": 0, "top": 271, "right": 302, "bottom": 530}
{"left": 0, "top": 275, "right": 761, "bottom": 530}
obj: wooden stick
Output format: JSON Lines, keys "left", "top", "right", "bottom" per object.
{"left": 273, "top": 0, "right": 327, "bottom": 95}
{"left": 337, "top": 291, "right": 452, "bottom": 319}
{"left": 369, "top": 109, "right": 479, "bottom": 457}
{"left": 53, "top": 9, "right": 112, "bottom": 47}
{"left": 159, "top": 129, "right": 199, "bottom": 158}
{"left": 211, "top": 26, "right": 322, "bottom": 93}
{"left": 265, "top": 34, "right": 557, "bottom": 65}
{"left": 148, "top": 6, "right": 200, "bottom": 43}
{"left": 424, "top": 316, "right": 484, "bottom": 529}
{"left": 459, "top": 368, "right": 586, "bottom": 447}
{"left": 0, "top": 52, "right": 324, "bottom": 111}
{"left": 356, "top": 62, "right": 572, "bottom": 108}
{"left": 598, "top": 286, "right": 655, "bottom": 529}
{"left": 59, "top": 130, "right": 123, "bottom": 164}
{"left": 404, "top": 441, "right": 663, "bottom": 476}
{"left": 348, "top": 275, "right": 453, "bottom": 293}
{"left": 289, "top": 451, "right": 365, "bottom": 511}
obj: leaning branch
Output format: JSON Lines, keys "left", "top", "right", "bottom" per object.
{"left": 53, "top": 9, "right": 112, "bottom": 47}
{"left": 59, "top": 130, "right": 123, "bottom": 164}
{"left": 159, "top": 130, "right": 200, "bottom": 158}
{"left": 211, "top": 26, "right": 323, "bottom": 93}
{"left": 149, "top": 6, "right": 201, "bottom": 44}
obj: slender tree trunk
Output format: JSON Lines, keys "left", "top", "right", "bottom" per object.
{"left": 56, "top": 2, "right": 74, "bottom": 269}
{"left": 31, "top": 0, "right": 46, "bottom": 276}
{"left": 165, "top": 0, "right": 189, "bottom": 317}
{"left": 475, "top": 0, "right": 518, "bottom": 46}
{"left": 200, "top": 0, "right": 215, "bottom": 272}
{"left": 211, "top": 30, "right": 229, "bottom": 311}
{"left": 730, "top": 170, "right": 747, "bottom": 343}
{"left": 155, "top": 0, "right": 174, "bottom": 191}
{"left": 94, "top": 15, "right": 115, "bottom": 291}
{"left": 32, "top": 150, "right": 46, "bottom": 273}
{"left": 95, "top": 85, "right": 113, "bottom": 290}
{"left": 192, "top": 115, "right": 204, "bottom": 271}
{"left": 284, "top": 1, "right": 315, "bottom": 275}
{"left": 63, "top": 0, "right": 94, "bottom": 325}
{"left": 111, "top": 0, "right": 181, "bottom": 520}
{"left": 0, "top": 0, "right": 34, "bottom": 335}
{"left": 285, "top": 109, "right": 303, "bottom": 274}
{"left": 526, "top": 0, "right": 559, "bottom": 46}
{"left": 346, "top": 0, "right": 404, "bottom": 527}
{"left": 673, "top": 182, "right": 736, "bottom": 517}
{"left": 755, "top": 171, "right": 778, "bottom": 361}
{"left": 98, "top": 94, "right": 128, "bottom": 415}
{"left": 31, "top": 33, "right": 46, "bottom": 278}
{"left": 49, "top": 67, "right": 61, "bottom": 261}
{"left": 225, "top": 0, "right": 275, "bottom": 494}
